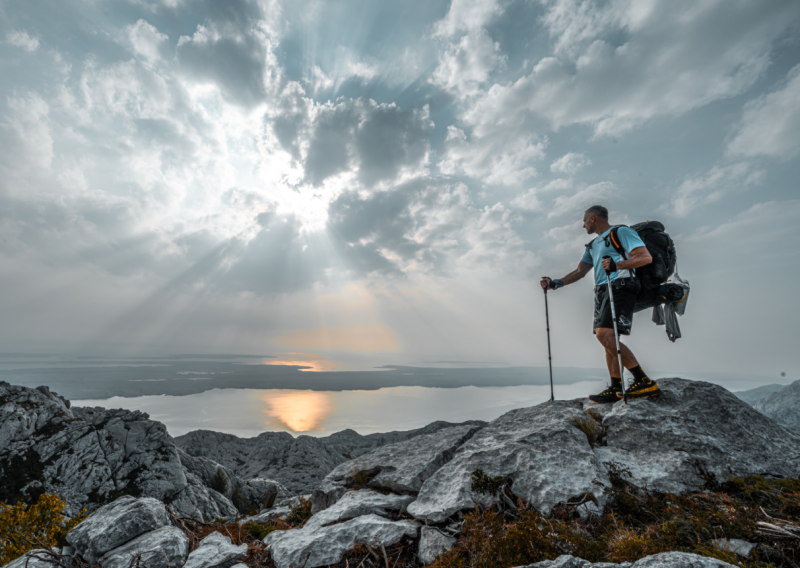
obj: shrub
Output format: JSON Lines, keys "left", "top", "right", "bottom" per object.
{"left": 284, "top": 497, "right": 313, "bottom": 527}
{"left": 211, "top": 468, "right": 228, "bottom": 495}
{"left": 0, "top": 494, "right": 87, "bottom": 564}
{"left": 471, "top": 469, "right": 506, "bottom": 496}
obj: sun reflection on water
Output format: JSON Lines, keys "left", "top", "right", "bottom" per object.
{"left": 261, "top": 391, "right": 334, "bottom": 432}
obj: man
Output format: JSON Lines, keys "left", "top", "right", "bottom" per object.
{"left": 540, "top": 205, "right": 661, "bottom": 402}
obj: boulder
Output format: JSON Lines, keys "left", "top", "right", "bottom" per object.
{"left": 240, "top": 505, "right": 293, "bottom": 525}
{"left": 523, "top": 551, "right": 735, "bottom": 567}
{"left": 66, "top": 496, "right": 169, "bottom": 564}
{"left": 418, "top": 526, "right": 457, "bottom": 565}
{"left": 304, "top": 489, "right": 414, "bottom": 530}
{"left": 313, "top": 424, "right": 482, "bottom": 513}
{"left": 1, "top": 549, "right": 61, "bottom": 568}
{"left": 98, "top": 526, "right": 189, "bottom": 568}
{"left": 0, "top": 382, "right": 239, "bottom": 519}
{"left": 0, "top": 383, "right": 188, "bottom": 515}
{"left": 169, "top": 470, "right": 239, "bottom": 521}
{"left": 754, "top": 380, "right": 800, "bottom": 430}
{"left": 407, "top": 400, "right": 608, "bottom": 522}
{"left": 594, "top": 379, "right": 800, "bottom": 494}
{"left": 265, "top": 514, "right": 419, "bottom": 568}
{"left": 711, "top": 538, "right": 756, "bottom": 558}
{"left": 183, "top": 531, "right": 248, "bottom": 568}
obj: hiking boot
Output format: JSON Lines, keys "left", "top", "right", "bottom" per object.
{"left": 589, "top": 379, "right": 622, "bottom": 404}
{"left": 618, "top": 377, "right": 661, "bottom": 399}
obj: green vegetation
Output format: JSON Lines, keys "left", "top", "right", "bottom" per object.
{"left": 211, "top": 468, "right": 228, "bottom": 494}
{"left": 429, "top": 468, "right": 800, "bottom": 568}
{"left": 284, "top": 497, "right": 313, "bottom": 527}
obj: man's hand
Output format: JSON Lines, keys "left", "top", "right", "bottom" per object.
{"left": 601, "top": 257, "right": 617, "bottom": 273}
{"left": 540, "top": 277, "right": 564, "bottom": 290}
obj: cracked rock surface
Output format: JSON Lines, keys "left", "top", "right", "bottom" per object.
{"left": 265, "top": 514, "right": 419, "bottom": 568}
{"left": 313, "top": 424, "right": 482, "bottom": 513}
{"left": 183, "top": 532, "right": 248, "bottom": 568}
{"left": 304, "top": 489, "right": 414, "bottom": 530}
{"left": 593, "top": 378, "right": 800, "bottom": 494}
{"left": 418, "top": 526, "right": 457, "bottom": 565}
{"left": 99, "top": 525, "right": 189, "bottom": 568}
{"left": 0, "top": 382, "right": 237, "bottom": 519}
{"left": 407, "top": 400, "right": 608, "bottom": 522}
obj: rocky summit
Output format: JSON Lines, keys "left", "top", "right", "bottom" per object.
{"left": 0, "top": 382, "right": 274, "bottom": 518}
{"left": 2, "top": 377, "right": 800, "bottom": 568}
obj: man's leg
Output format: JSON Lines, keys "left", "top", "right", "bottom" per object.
{"left": 596, "top": 328, "right": 639, "bottom": 375}
{"left": 596, "top": 328, "right": 659, "bottom": 398}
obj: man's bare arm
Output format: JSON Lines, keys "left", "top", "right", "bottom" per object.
{"left": 601, "top": 246, "right": 652, "bottom": 272}
{"left": 540, "top": 262, "right": 592, "bottom": 289}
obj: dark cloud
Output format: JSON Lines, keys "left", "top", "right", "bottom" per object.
{"left": 176, "top": 0, "right": 274, "bottom": 108}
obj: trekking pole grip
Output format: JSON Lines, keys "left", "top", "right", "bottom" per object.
{"left": 602, "top": 255, "right": 612, "bottom": 276}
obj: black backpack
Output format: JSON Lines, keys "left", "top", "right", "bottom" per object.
{"left": 603, "top": 221, "right": 678, "bottom": 311}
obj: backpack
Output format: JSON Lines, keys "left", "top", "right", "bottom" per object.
{"left": 602, "top": 221, "right": 678, "bottom": 311}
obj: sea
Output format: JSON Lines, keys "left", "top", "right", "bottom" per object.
{"left": 0, "top": 354, "right": 787, "bottom": 438}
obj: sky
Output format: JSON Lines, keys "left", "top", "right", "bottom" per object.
{"left": 1, "top": 0, "right": 799, "bottom": 380}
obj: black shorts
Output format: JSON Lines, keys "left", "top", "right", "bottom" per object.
{"left": 593, "top": 278, "right": 640, "bottom": 336}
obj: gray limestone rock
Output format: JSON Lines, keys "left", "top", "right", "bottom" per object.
{"left": 170, "top": 468, "right": 239, "bottom": 521}
{"left": 711, "top": 538, "right": 756, "bottom": 558}
{"left": 418, "top": 526, "right": 457, "bottom": 565}
{"left": 0, "top": 382, "right": 237, "bottom": 520}
{"left": 408, "top": 400, "right": 608, "bottom": 522}
{"left": 596, "top": 379, "right": 800, "bottom": 494}
{"left": 66, "top": 496, "right": 170, "bottom": 564}
{"left": 1, "top": 549, "right": 61, "bottom": 568}
{"left": 239, "top": 505, "right": 292, "bottom": 525}
{"left": 524, "top": 555, "right": 626, "bottom": 567}
{"left": 265, "top": 514, "right": 419, "bottom": 568}
{"left": 522, "top": 551, "right": 735, "bottom": 567}
{"left": 754, "top": 380, "right": 800, "bottom": 430}
{"left": 304, "top": 489, "right": 414, "bottom": 530}
{"left": 183, "top": 531, "right": 248, "bottom": 568}
{"left": 175, "top": 421, "right": 485, "bottom": 497}
{"left": 631, "top": 551, "right": 736, "bottom": 567}
{"left": 313, "top": 424, "right": 482, "bottom": 513}
{"left": 98, "top": 525, "right": 189, "bottom": 568}
{"left": 0, "top": 383, "right": 187, "bottom": 515}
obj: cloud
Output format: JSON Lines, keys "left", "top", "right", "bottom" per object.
{"left": 671, "top": 162, "right": 764, "bottom": 217}
{"left": 127, "top": 20, "right": 169, "bottom": 64}
{"left": 278, "top": 324, "right": 400, "bottom": 351}
{"left": 439, "top": 126, "right": 546, "bottom": 186}
{"left": 430, "top": 28, "right": 506, "bottom": 97}
{"left": 458, "top": 0, "right": 800, "bottom": 137}
{"left": 274, "top": 96, "right": 433, "bottom": 189}
{"left": 6, "top": 30, "right": 39, "bottom": 52}
{"left": 433, "top": 0, "right": 504, "bottom": 37}
{"left": 549, "top": 181, "right": 615, "bottom": 218}
{"left": 176, "top": 0, "right": 279, "bottom": 108}
{"left": 727, "top": 64, "right": 800, "bottom": 160}
{"left": 551, "top": 152, "right": 591, "bottom": 175}
{"left": 510, "top": 178, "right": 575, "bottom": 211}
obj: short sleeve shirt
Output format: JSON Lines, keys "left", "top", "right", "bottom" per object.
{"left": 581, "top": 226, "right": 646, "bottom": 286}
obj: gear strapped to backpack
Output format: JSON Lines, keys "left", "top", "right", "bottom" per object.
{"left": 600, "top": 221, "right": 683, "bottom": 313}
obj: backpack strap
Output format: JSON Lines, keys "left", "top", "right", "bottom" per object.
{"left": 602, "top": 225, "right": 629, "bottom": 256}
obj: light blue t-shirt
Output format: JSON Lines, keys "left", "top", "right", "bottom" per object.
{"left": 581, "top": 226, "right": 646, "bottom": 286}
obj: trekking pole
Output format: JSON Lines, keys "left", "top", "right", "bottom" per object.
{"left": 542, "top": 284, "right": 554, "bottom": 401}
{"left": 602, "top": 256, "right": 627, "bottom": 404}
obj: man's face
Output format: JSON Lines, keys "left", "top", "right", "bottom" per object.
{"left": 583, "top": 213, "right": 595, "bottom": 234}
